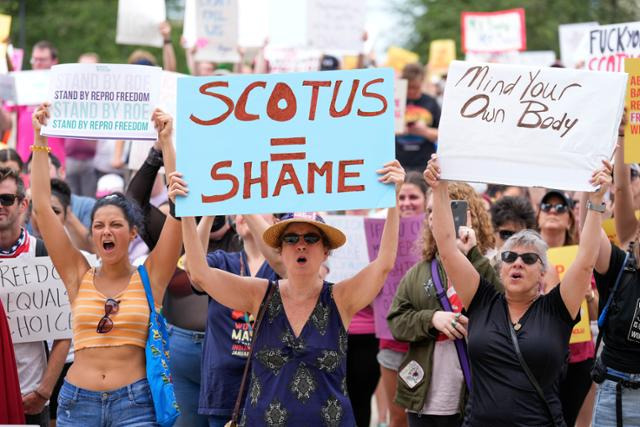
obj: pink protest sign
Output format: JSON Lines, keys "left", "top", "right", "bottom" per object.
{"left": 365, "top": 214, "right": 424, "bottom": 340}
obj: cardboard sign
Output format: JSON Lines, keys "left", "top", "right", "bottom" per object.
{"left": 307, "top": 0, "right": 366, "bottom": 52}
{"left": 585, "top": 22, "right": 640, "bottom": 72}
{"left": 7, "top": 70, "right": 50, "bottom": 105}
{"left": 175, "top": 68, "right": 396, "bottom": 216}
{"left": 386, "top": 47, "right": 419, "bottom": 74}
{"left": 265, "top": 47, "right": 321, "bottom": 73}
{"left": 394, "top": 79, "right": 408, "bottom": 133}
{"left": 116, "top": 0, "right": 166, "bottom": 48}
{"left": 625, "top": 58, "right": 640, "bottom": 163}
{"left": 558, "top": 22, "right": 599, "bottom": 69}
{"left": 0, "top": 257, "right": 70, "bottom": 344}
{"left": 437, "top": 61, "right": 626, "bottom": 191}
{"left": 325, "top": 215, "right": 368, "bottom": 282}
{"left": 461, "top": 8, "right": 526, "bottom": 53}
{"left": 41, "top": 63, "right": 162, "bottom": 141}
{"left": 194, "top": 0, "right": 239, "bottom": 63}
{"left": 365, "top": 215, "right": 424, "bottom": 340}
{"left": 547, "top": 245, "right": 592, "bottom": 344}
{"left": 428, "top": 39, "right": 456, "bottom": 71}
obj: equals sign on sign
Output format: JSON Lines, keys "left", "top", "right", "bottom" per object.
{"left": 270, "top": 137, "right": 306, "bottom": 161}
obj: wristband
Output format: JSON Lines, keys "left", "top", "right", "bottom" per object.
{"left": 30, "top": 145, "right": 51, "bottom": 153}
{"left": 168, "top": 199, "right": 181, "bottom": 221}
{"left": 587, "top": 200, "right": 606, "bottom": 213}
{"left": 163, "top": 39, "right": 171, "bottom": 45}
{"left": 34, "top": 389, "right": 50, "bottom": 401}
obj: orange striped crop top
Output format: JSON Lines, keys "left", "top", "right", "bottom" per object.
{"left": 72, "top": 268, "right": 161, "bottom": 351}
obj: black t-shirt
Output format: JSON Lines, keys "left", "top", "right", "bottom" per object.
{"left": 395, "top": 93, "right": 441, "bottom": 171}
{"left": 463, "top": 279, "right": 577, "bottom": 427}
{"left": 594, "top": 244, "right": 640, "bottom": 373}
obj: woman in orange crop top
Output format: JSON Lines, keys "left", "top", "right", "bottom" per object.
{"left": 31, "top": 104, "right": 183, "bottom": 427}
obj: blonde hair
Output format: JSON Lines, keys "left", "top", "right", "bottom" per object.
{"left": 422, "top": 182, "right": 495, "bottom": 261}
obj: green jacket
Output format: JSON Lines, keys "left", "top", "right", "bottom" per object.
{"left": 386, "top": 246, "right": 502, "bottom": 413}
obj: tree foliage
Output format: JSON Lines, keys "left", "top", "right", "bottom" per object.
{"left": 0, "top": 0, "right": 188, "bottom": 72}
{"left": 397, "top": 0, "right": 640, "bottom": 63}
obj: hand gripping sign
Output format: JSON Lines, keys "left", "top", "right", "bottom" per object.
{"left": 176, "top": 69, "right": 396, "bottom": 216}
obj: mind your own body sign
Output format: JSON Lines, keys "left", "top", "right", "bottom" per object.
{"left": 176, "top": 68, "right": 396, "bottom": 216}
{"left": 437, "top": 61, "right": 627, "bottom": 191}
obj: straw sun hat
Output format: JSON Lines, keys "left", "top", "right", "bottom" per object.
{"left": 262, "top": 212, "right": 346, "bottom": 250}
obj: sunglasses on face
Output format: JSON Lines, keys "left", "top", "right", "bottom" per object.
{"left": 281, "top": 233, "right": 322, "bottom": 245}
{"left": 0, "top": 194, "right": 19, "bottom": 207}
{"left": 498, "top": 229, "right": 516, "bottom": 241}
{"left": 96, "top": 298, "right": 120, "bottom": 334}
{"left": 501, "top": 251, "right": 541, "bottom": 265}
{"left": 540, "top": 202, "right": 568, "bottom": 214}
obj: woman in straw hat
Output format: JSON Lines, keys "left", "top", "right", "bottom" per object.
{"left": 176, "top": 159, "right": 405, "bottom": 426}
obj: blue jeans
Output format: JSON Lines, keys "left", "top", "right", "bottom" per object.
{"left": 56, "top": 378, "right": 157, "bottom": 427}
{"left": 593, "top": 369, "right": 640, "bottom": 426}
{"left": 167, "top": 324, "right": 208, "bottom": 427}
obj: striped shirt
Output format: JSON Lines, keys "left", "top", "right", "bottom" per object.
{"left": 73, "top": 268, "right": 159, "bottom": 350}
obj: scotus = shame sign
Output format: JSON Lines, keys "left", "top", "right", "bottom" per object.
{"left": 0, "top": 257, "right": 71, "bottom": 344}
{"left": 40, "top": 63, "right": 162, "bottom": 141}
{"left": 585, "top": 22, "right": 640, "bottom": 72}
{"left": 365, "top": 214, "right": 424, "bottom": 340}
{"left": 176, "top": 68, "right": 396, "bottom": 216}
{"left": 437, "top": 61, "right": 627, "bottom": 191}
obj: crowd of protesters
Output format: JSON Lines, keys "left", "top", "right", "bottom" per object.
{"left": 0, "top": 16, "right": 638, "bottom": 427}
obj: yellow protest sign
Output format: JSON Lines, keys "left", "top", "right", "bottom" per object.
{"left": 0, "top": 14, "right": 10, "bottom": 42}
{"left": 547, "top": 245, "right": 592, "bottom": 344}
{"left": 385, "top": 46, "right": 419, "bottom": 73}
{"left": 625, "top": 58, "right": 640, "bottom": 163}
{"left": 601, "top": 210, "right": 640, "bottom": 245}
{"left": 342, "top": 55, "right": 358, "bottom": 70}
{"left": 428, "top": 39, "right": 456, "bottom": 71}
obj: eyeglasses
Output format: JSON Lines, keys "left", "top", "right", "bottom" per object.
{"left": 540, "top": 203, "right": 568, "bottom": 214}
{"left": 281, "top": 233, "right": 322, "bottom": 245}
{"left": 96, "top": 298, "right": 120, "bottom": 334}
{"left": 631, "top": 168, "right": 639, "bottom": 180}
{"left": 498, "top": 229, "right": 516, "bottom": 241}
{"left": 0, "top": 194, "right": 19, "bottom": 207}
{"left": 501, "top": 251, "right": 541, "bottom": 265}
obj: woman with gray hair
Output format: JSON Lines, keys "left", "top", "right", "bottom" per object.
{"left": 424, "top": 154, "right": 612, "bottom": 426}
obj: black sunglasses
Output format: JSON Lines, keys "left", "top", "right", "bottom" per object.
{"left": 96, "top": 298, "right": 120, "bottom": 334}
{"left": 281, "top": 233, "right": 322, "bottom": 245}
{"left": 501, "top": 251, "right": 541, "bottom": 265}
{"left": 540, "top": 202, "right": 568, "bottom": 214}
{"left": 498, "top": 229, "right": 516, "bottom": 241}
{"left": 0, "top": 194, "right": 19, "bottom": 207}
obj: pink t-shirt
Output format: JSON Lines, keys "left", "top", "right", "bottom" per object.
{"left": 348, "top": 306, "right": 375, "bottom": 335}
{"left": 7, "top": 105, "right": 66, "bottom": 166}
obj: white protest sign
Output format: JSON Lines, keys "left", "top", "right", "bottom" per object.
{"left": 116, "top": 0, "right": 166, "bottom": 48}
{"left": 559, "top": 22, "right": 598, "bottom": 68}
{"left": 465, "top": 50, "right": 520, "bottom": 64}
{"left": 325, "top": 215, "right": 368, "bottom": 282}
{"left": 0, "top": 73, "right": 16, "bottom": 102}
{"left": 182, "top": 0, "right": 197, "bottom": 48}
{"left": 265, "top": 47, "right": 321, "bottom": 73}
{"left": 239, "top": 0, "right": 269, "bottom": 47}
{"left": 517, "top": 51, "right": 556, "bottom": 67}
{"left": 41, "top": 63, "right": 162, "bottom": 141}
{"left": 194, "top": 0, "right": 240, "bottom": 63}
{"left": 0, "top": 257, "right": 70, "bottom": 344}
{"left": 12, "top": 70, "right": 50, "bottom": 105}
{"left": 585, "top": 21, "right": 640, "bottom": 72}
{"left": 437, "top": 61, "right": 626, "bottom": 191}
{"left": 394, "top": 79, "right": 408, "bottom": 133}
{"left": 307, "top": 0, "right": 366, "bottom": 52}
{"left": 462, "top": 8, "right": 526, "bottom": 53}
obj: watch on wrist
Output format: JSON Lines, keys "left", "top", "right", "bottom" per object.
{"left": 587, "top": 200, "right": 606, "bottom": 213}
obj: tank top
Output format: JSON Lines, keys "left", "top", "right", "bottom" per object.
{"left": 73, "top": 268, "right": 156, "bottom": 350}
{"left": 240, "top": 281, "right": 356, "bottom": 426}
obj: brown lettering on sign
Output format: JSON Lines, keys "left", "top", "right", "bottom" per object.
{"left": 273, "top": 164, "right": 304, "bottom": 196}
{"left": 267, "top": 83, "right": 297, "bottom": 121}
{"left": 243, "top": 161, "right": 268, "bottom": 199}
{"left": 308, "top": 162, "right": 333, "bottom": 194}
{"left": 358, "top": 78, "right": 387, "bottom": 117}
{"left": 202, "top": 161, "right": 238, "bottom": 202}
{"left": 330, "top": 80, "right": 359, "bottom": 117}
{"left": 190, "top": 81, "right": 233, "bottom": 126}
{"left": 235, "top": 81, "right": 266, "bottom": 121}
{"left": 303, "top": 80, "right": 331, "bottom": 120}
{"left": 338, "top": 160, "right": 365, "bottom": 192}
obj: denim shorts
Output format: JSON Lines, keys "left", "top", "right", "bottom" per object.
{"left": 56, "top": 378, "right": 158, "bottom": 427}
{"left": 377, "top": 348, "right": 405, "bottom": 371}
{"left": 593, "top": 369, "right": 640, "bottom": 427}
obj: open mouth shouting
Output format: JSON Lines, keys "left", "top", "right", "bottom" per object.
{"left": 102, "top": 240, "right": 116, "bottom": 252}
{"left": 296, "top": 255, "right": 307, "bottom": 265}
